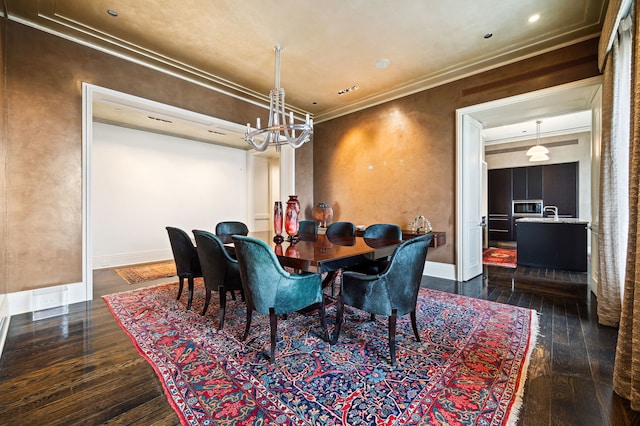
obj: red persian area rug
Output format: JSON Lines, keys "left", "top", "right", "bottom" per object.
{"left": 104, "top": 283, "right": 538, "bottom": 425}
{"left": 483, "top": 247, "right": 518, "bottom": 268}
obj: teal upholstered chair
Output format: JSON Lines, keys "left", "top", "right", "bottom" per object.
{"left": 298, "top": 220, "right": 318, "bottom": 235}
{"left": 332, "top": 233, "right": 433, "bottom": 366}
{"left": 193, "top": 230, "right": 244, "bottom": 330}
{"left": 215, "top": 221, "right": 249, "bottom": 243}
{"left": 325, "top": 221, "right": 355, "bottom": 237}
{"left": 166, "top": 226, "right": 203, "bottom": 310}
{"left": 232, "top": 235, "right": 331, "bottom": 362}
{"left": 348, "top": 223, "right": 403, "bottom": 275}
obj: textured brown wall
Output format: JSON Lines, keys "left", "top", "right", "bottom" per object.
{"left": 313, "top": 38, "right": 600, "bottom": 264}
{"left": 295, "top": 142, "right": 314, "bottom": 219}
{"left": 3, "top": 19, "right": 601, "bottom": 293}
{"left": 4, "top": 21, "right": 265, "bottom": 293}
{"left": 1, "top": 19, "right": 7, "bottom": 294}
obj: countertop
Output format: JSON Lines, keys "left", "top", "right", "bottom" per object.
{"left": 515, "top": 217, "right": 589, "bottom": 224}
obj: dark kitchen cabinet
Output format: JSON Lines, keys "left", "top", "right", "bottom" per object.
{"left": 488, "top": 168, "right": 512, "bottom": 214}
{"left": 488, "top": 168, "right": 513, "bottom": 241}
{"left": 512, "top": 166, "right": 542, "bottom": 200}
{"left": 488, "top": 162, "right": 578, "bottom": 242}
{"left": 543, "top": 162, "right": 578, "bottom": 218}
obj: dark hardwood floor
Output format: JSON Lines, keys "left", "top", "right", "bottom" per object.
{"left": 1, "top": 265, "right": 639, "bottom": 425}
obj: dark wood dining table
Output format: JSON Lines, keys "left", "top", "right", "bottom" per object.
{"left": 239, "top": 231, "right": 402, "bottom": 275}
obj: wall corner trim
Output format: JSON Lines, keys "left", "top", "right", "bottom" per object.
{"left": 0, "top": 295, "right": 10, "bottom": 360}
{"left": 423, "top": 261, "right": 456, "bottom": 280}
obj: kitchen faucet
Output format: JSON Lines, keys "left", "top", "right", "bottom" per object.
{"left": 544, "top": 205, "right": 559, "bottom": 221}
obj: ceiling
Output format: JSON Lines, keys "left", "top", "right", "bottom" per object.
{"left": 4, "top": 0, "right": 607, "bottom": 148}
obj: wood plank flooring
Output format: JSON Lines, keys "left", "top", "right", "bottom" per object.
{"left": 0, "top": 266, "right": 638, "bottom": 425}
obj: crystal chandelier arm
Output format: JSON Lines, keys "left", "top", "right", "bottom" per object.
{"left": 245, "top": 45, "right": 313, "bottom": 151}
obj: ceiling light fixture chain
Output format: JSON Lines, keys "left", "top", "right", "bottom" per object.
{"left": 526, "top": 119, "right": 549, "bottom": 162}
{"left": 245, "top": 45, "right": 313, "bottom": 152}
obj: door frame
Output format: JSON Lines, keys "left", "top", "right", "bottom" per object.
{"left": 82, "top": 83, "right": 293, "bottom": 301}
{"left": 455, "top": 76, "right": 602, "bottom": 282}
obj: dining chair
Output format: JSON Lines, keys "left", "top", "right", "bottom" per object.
{"left": 232, "top": 235, "right": 331, "bottom": 362}
{"left": 322, "top": 221, "right": 356, "bottom": 295}
{"left": 348, "top": 223, "right": 403, "bottom": 275}
{"left": 298, "top": 220, "right": 318, "bottom": 235}
{"left": 215, "top": 221, "right": 249, "bottom": 243}
{"left": 165, "top": 226, "right": 203, "bottom": 310}
{"left": 325, "top": 221, "right": 356, "bottom": 237}
{"left": 193, "top": 229, "right": 244, "bottom": 330}
{"left": 332, "top": 233, "right": 433, "bottom": 366}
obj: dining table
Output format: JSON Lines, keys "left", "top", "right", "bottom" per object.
{"left": 242, "top": 231, "right": 401, "bottom": 273}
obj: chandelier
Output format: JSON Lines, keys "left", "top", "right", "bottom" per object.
{"left": 526, "top": 120, "right": 549, "bottom": 162}
{"left": 245, "top": 46, "right": 313, "bottom": 151}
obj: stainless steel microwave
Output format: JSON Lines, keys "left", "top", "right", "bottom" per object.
{"left": 512, "top": 200, "right": 543, "bottom": 217}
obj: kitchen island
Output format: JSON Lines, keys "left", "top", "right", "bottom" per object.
{"left": 516, "top": 217, "right": 589, "bottom": 272}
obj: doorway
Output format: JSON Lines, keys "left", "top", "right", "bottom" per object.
{"left": 81, "top": 83, "right": 294, "bottom": 300}
{"left": 456, "top": 76, "right": 602, "bottom": 282}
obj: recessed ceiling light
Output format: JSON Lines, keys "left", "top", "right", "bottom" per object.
{"left": 338, "top": 85, "right": 358, "bottom": 95}
{"left": 375, "top": 59, "right": 390, "bottom": 69}
{"left": 107, "top": 10, "right": 118, "bottom": 17}
{"left": 528, "top": 14, "right": 540, "bottom": 23}
{"left": 483, "top": 33, "right": 493, "bottom": 39}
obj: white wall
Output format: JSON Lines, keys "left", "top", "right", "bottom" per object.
{"left": 92, "top": 123, "right": 247, "bottom": 268}
{"left": 485, "top": 131, "right": 591, "bottom": 221}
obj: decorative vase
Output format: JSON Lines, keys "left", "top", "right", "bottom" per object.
{"left": 285, "top": 195, "right": 300, "bottom": 240}
{"left": 273, "top": 201, "right": 284, "bottom": 243}
{"left": 313, "top": 201, "right": 334, "bottom": 228}
{"left": 285, "top": 243, "right": 299, "bottom": 258}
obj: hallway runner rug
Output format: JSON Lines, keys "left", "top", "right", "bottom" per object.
{"left": 104, "top": 283, "right": 538, "bottom": 425}
{"left": 483, "top": 247, "right": 518, "bottom": 268}
{"left": 115, "top": 260, "right": 176, "bottom": 284}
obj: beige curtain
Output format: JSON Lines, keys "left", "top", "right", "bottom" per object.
{"left": 597, "top": 2, "right": 633, "bottom": 327}
{"left": 613, "top": 0, "right": 640, "bottom": 410}
{"left": 598, "top": 52, "right": 623, "bottom": 326}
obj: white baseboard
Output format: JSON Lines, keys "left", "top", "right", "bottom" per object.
{"left": 93, "top": 249, "right": 173, "bottom": 269}
{"left": 0, "top": 295, "right": 10, "bottom": 359}
{"left": 423, "top": 261, "right": 456, "bottom": 280}
{"left": 8, "top": 282, "right": 88, "bottom": 316}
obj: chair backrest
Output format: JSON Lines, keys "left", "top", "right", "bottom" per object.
{"left": 215, "top": 221, "right": 249, "bottom": 243}
{"left": 193, "top": 229, "right": 236, "bottom": 291}
{"left": 363, "top": 223, "right": 402, "bottom": 240}
{"left": 298, "top": 220, "right": 318, "bottom": 235}
{"left": 326, "top": 221, "right": 356, "bottom": 237}
{"left": 382, "top": 233, "right": 433, "bottom": 315}
{"left": 232, "top": 235, "right": 322, "bottom": 315}
{"left": 166, "top": 226, "right": 201, "bottom": 276}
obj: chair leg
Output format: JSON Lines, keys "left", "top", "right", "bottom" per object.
{"left": 389, "top": 308, "right": 398, "bottom": 366}
{"left": 176, "top": 276, "right": 184, "bottom": 300}
{"left": 242, "top": 308, "right": 253, "bottom": 341}
{"left": 410, "top": 311, "right": 421, "bottom": 342}
{"left": 187, "top": 276, "right": 195, "bottom": 310}
{"left": 201, "top": 288, "right": 211, "bottom": 316}
{"left": 318, "top": 300, "right": 330, "bottom": 343}
{"left": 370, "top": 313, "right": 376, "bottom": 321}
{"left": 331, "top": 295, "right": 344, "bottom": 345}
{"left": 269, "top": 307, "right": 277, "bottom": 363}
{"left": 217, "top": 286, "right": 226, "bottom": 330}
{"left": 230, "top": 290, "right": 237, "bottom": 301}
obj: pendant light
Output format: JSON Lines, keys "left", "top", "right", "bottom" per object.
{"left": 244, "top": 46, "right": 313, "bottom": 152}
{"left": 526, "top": 120, "right": 549, "bottom": 161}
